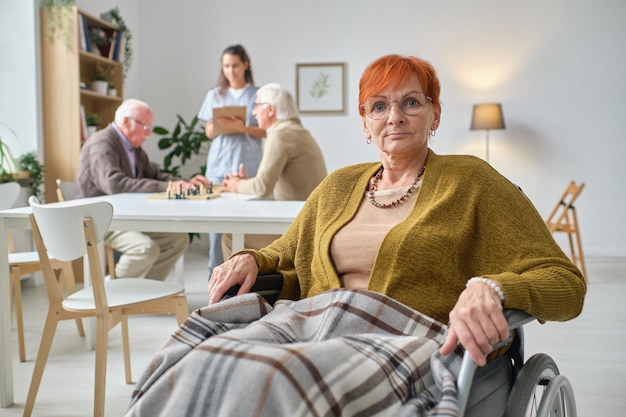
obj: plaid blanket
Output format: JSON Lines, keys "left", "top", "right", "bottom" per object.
{"left": 125, "top": 289, "right": 463, "bottom": 417}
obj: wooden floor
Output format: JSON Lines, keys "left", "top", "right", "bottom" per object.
{"left": 3, "top": 240, "right": 625, "bottom": 416}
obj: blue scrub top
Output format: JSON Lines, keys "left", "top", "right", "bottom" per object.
{"left": 198, "top": 84, "right": 263, "bottom": 183}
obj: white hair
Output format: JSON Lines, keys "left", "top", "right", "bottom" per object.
{"left": 114, "top": 98, "right": 151, "bottom": 124}
{"left": 256, "top": 83, "right": 299, "bottom": 120}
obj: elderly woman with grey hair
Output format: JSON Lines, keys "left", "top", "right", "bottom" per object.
{"left": 221, "top": 83, "right": 327, "bottom": 258}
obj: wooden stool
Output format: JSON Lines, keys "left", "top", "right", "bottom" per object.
{"left": 545, "top": 181, "right": 587, "bottom": 281}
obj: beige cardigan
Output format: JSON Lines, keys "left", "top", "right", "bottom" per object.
{"left": 236, "top": 118, "right": 327, "bottom": 200}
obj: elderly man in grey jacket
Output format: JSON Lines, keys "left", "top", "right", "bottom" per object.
{"left": 77, "top": 98, "right": 210, "bottom": 280}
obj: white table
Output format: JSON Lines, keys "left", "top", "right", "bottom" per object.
{"left": 0, "top": 192, "right": 304, "bottom": 407}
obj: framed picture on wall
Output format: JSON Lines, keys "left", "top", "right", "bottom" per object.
{"left": 296, "top": 63, "right": 346, "bottom": 114}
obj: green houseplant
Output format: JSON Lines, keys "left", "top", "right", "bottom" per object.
{"left": 155, "top": 114, "right": 209, "bottom": 177}
{"left": 41, "top": 0, "right": 75, "bottom": 48}
{"left": 90, "top": 65, "right": 110, "bottom": 94}
{"left": 86, "top": 113, "right": 99, "bottom": 127}
{"left": 154, "top": 114, "right": 209, "bottom": 243}
{"left": 102, "top": 7, "right": 133, "bottom": 80}
{"left": 0, "top": 123, "right": 45, "bottom": 200}
{"left": 0, "top": 125, "right": 19, "bottom": 183}
{"left": 18, "top": 152, "right": 45, "bottom": 200}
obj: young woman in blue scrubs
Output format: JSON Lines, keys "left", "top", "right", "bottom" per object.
{"left": 198, "top": 44, "right": 266, "bottom": 277}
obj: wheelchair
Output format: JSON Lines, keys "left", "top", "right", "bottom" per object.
{"left": 231, "top": 274, "right": 578, "bottom": 417}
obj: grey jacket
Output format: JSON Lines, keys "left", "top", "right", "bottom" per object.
{"left": 77, "top": 124, "right": 177, "bottom": 198}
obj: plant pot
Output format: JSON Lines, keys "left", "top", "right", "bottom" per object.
{"left": 108, "top": 88, "right": 117, "bottom": 97}
{"left": 86, "top": 126, "right": 98, "bottom": 137}
{"left": 91, "top": 80, "right": 108, "bottom": 95}
{"left": 96, "top": 44, "right": 111, "bottom": 58}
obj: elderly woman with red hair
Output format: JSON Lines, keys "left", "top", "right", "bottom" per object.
{"left": 210, "top": 53, "right": 585, "bottom": 362}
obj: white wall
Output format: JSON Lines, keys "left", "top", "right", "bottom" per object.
{"left": 6, "top": 0, "right": 626, "bottom": 258}
{"left": 135, "top": 0, "right": 626, "bottom": 258}
{"left": 0, "top": 0, "right": 40, "bottom": 161}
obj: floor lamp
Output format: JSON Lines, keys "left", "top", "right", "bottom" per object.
{"left": 470, "top": 103, "right": 505, "bottom": 163}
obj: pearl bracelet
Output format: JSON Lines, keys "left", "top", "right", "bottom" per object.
{"left": 466, "top": 277, "right": 505, "bottom": 303}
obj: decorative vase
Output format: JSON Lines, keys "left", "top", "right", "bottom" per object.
{"left": 91, "top": 81, "right": 108, "bottom": 95}
{"left": 96, "top": 44, "right": 111, "bottom": 58}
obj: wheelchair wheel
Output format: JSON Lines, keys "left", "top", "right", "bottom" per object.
{"left": 504, "top": 353, "right": 575, "bottom": 417}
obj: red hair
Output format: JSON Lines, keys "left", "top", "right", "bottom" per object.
{"left": 358, "top": 54, "right": 441, "bottom": 116}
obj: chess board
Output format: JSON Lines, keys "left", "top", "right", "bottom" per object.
{"left": 148, "top": 184, "right": 224, "bottom": 200}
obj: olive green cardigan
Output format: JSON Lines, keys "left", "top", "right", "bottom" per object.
{"left": 249, "top": 149, "right": 586, "bottom": 325}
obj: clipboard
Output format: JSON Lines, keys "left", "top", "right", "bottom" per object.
{"left": 213, "top": 106, "right": 247, "bottom": 135}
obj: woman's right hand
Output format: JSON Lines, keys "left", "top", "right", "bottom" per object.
{"left": 208, "top": 253, "right": 259, "bottom": 304}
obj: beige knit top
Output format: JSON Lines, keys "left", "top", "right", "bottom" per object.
{"left": 332, "top": 183, "right": 420, "bottom": 290}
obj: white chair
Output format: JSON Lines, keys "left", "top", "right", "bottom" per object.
{"left": 55, "top": 177, "right": 78, "bottom": 201}
{"left": 56, "top": 178, "right": 118, "bottom": 278}
{"left": 23, "top": 196, "right": 190, "bottom": 417}
{"left": 0, "top": 182, "right": 75, "bottom": 363}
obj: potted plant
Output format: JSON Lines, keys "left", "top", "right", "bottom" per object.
{"left": 90, "top": 65, "right": 109, "bottom": 94}
{"left": 0, "top": 124, "right": 19, "bottom": 184}
{"left": 154, "top": 114, "right": 209, "bottom": 177}
{"left": 108, "top": 83, "right": 117, "bottom": 97}
{"left": 86, "top": 113, "right": 99, "bottom": 137}
{"left": 18, "top": 152, "right": 45, "bottom": 200}
{"left": 0, "top": 123, "right": 45, "bottom": 200}
{"left": 101, "top": 7, "right": 133, "bottom": 80}
{"left": 41, "top": 0, "right": 75, "bottom": 49}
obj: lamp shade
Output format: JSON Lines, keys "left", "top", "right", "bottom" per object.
{"left": 470, "top": 103, "right": 505, "bottom": 131}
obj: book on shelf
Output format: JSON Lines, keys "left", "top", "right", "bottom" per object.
{"left": 81, "top": 14, "right": 92, "bottom": 52}
{"left": 77, "top": 14, "right": 86, "bottom": 50}
{"left": 112, "top": 30, "right": 122, "bottom": 61}
{"left": 117, "top": 32, "right": 126, "bottom": 63}
{"left": 108, "top": 31, "right": 118, "bottom": 60}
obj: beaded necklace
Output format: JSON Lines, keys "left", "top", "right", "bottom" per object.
{"left": 368, "top": 164, "right": 426, "bottom": 209}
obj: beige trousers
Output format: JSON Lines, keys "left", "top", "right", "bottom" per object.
{"left": 105, "top": 230, "right": 189, "bottom": 280}
{"left": 221, "top": 233, "right": 281, "bottom": 260}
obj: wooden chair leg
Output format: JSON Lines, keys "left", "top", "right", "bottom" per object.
{"left": 57, "top": 261, "right": 85, "bottom": 337}
{"left": 94, "top": 314, "right": 110, "bottom": 417}
{"left": 174, "top": 295, "right": 191, "bottom": 326}
{"left": 106, "top": 246, "right": 117, "bottom": 279}
{"left": 566, "top": 232, "right": 577, "bottom": 265}
{"left": 23, "top": 310, "right": 61, "bottom": 417}
{"left": 121, "top": 315, "right": 132, "bottom": 384}
{"left": 9, "top": 266, "right": 26, "bottom": 363}
{"left": 574, "top": 233, "right": 587, "bottom": 281}
{"left": 572, "top": 212, "right": 587, "bottom": 281}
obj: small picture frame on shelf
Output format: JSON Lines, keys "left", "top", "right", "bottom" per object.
{"left": 296, "top": 63, "right": 346, "bottom": 114}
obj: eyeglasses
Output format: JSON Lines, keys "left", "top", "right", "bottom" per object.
{"left": 361, "top": 92, "right": 432, "bottom": 120}
{"left": 129, "top": 117, "right": 153, "bottom": 132}
{"left": 253, "top": 102, "right": 269, "bottom": 108}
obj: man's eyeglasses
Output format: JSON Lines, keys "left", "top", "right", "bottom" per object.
{"left": 129, "top": 117, "right": 153, "bottom": 132}
{"left": 361, "top": 92, "right": 432, "bottom": 120}
{"left": 253, "top": 102, "right": 269, "bottom": 108}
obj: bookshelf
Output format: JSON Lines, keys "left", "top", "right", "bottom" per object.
{"left": 40, "top": 6, "right": 124, "bottom": 201}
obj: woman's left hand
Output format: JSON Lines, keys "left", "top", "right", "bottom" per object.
{"left": 217, "top": 116, "right": 245, "bottom": 133}
{"left": 439, "top": 281, "right": 509, "bottom": 366}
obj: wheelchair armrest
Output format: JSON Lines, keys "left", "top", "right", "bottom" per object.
{"left": 224, "top": 273, "right": 283, "bottom": 304}
{"left": 457, "top": 309, "right": 536, "bottom": 416}
{"left": 504, "top": 309, "right": 535, "bottom": 332}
